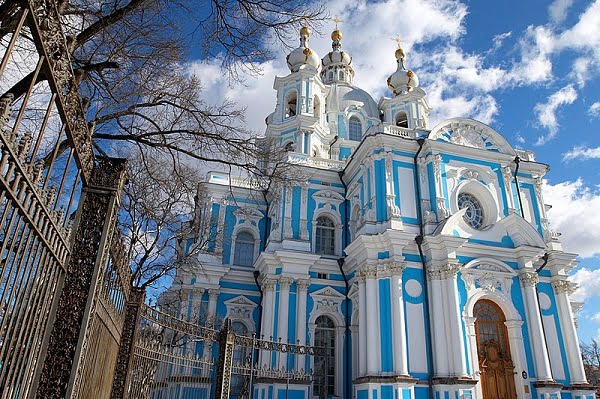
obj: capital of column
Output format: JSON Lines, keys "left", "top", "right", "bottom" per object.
{"left": 363, "top": 266, "right": 378, "bottom": 280}
{"left": 208, "top": 288, "right": 220, "bottom": 300}
{"left": 441, "top": 260, "right": 461, "bottom": 278}
{"left": 279, "top": 277, "right": 293, "bottom": 290}
{"left": 193, "top": 287, "right": 206, "bottom": 297}
{"left": 551, "top": 279, "right": 577, "bottom": 295}
{"left": 297, "top": 278, "right": 310, "bottom": 291}
{"left": 262, "top": 278, "right": 276, "bottom": 292}
{"left": 519, "top": 271, "right": 539, "bottom": 287}
{"left": 389, "top": 261, "right": 406, "bottom": 276}
{"left": 427, "top": 268, "right": 443, "bottom": 281}
{"left": 356, "top": 270, "right": 366, "bottom": 283}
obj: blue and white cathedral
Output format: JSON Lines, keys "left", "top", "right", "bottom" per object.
{"left": 164, "top": 25, "right": 596, "bottom": 399}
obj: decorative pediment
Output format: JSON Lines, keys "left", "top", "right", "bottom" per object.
{"left": 429, "top": 118, "right": 516, "bottom": 156}
{"left": 233, "top": 207, "right": 264, "bottom": 224}
{"left": 309, "top": 286, "right": 345, "bottom": 314}
{"left": 224, "top": 296, "right": 257, "bottom": 320}
{"left": 461, "top": 258, "right": 516, "bottom": 295}
{"left": 312, "top": 190, "right": 345, "bottom": 206}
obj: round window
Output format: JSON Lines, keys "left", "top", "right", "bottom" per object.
{"left": 457, "top": 192, "right": 484, "bottom": 229}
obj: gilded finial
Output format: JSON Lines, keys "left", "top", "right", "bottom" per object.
{"left": 331, "top": 16, "right": 343, "bottom": 42}
{"left": 299, "top": 17, "right": 311, "bottom": 38}
{"left": 391, "top": 34, "right": 405, "bottom": 59}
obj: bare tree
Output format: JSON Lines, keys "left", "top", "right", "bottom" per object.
{"left": 121, "top": 151, "right": 206, "bottom": 289}
{"left": 581, "top": 339, "right": 600, "bottom": 389}
{"left": 2, "top": 0, "right": 326, "bottom": 177}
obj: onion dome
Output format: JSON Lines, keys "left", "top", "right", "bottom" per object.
{"left": 321, "top": 26, "right": 354, "bottom": 84}
{"left": 387, "top": 42, "right": 419, "bottom": 95}
{"left": 286, "top": 26, "right": 320, "bottom": 73}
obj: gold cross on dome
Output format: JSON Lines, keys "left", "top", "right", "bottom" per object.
{"left": 333, "top": 15, "right": 343, "bottom": 29}
{"left": 391, "top": 34, "right": 402, "bottom": 48}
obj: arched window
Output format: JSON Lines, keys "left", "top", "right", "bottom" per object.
{"left": 314, "top": 316, "right": 336, "bottom": 398}
{"left": 396, "top": 111, "right": 408, "bottom": 128}
{"left": 457, "top": 192, "right": 484, "bottom": 229}
{"left": 284, "top": 141, "right": 295, "bottom": 152}
{"left": 233, "top": 231, "right": 255, "bottom": 266}
{"left": 348, "top": 116, "right": 362, "bottom": 141}
{"left": 315, "top": 216, "right": 335, "bottom": 255}
{"left": 286, "top": 91, "right": 297, "bottom": 118}
{"left": 474, "top": 300, "right": 509, "bottom": 353}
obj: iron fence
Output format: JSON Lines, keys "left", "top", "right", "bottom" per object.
{"left": 126, "top": 305, "right": 332, "bottom": 399}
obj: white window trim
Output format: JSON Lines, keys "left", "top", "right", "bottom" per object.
{"left": 451, "top": 180, "right": 499, "bottom": 230}
{"left": 312, "top": 210, "right": 342, "bottom": 257}
{"left": 230, "top": 227, "right": 260, "bottom": 267}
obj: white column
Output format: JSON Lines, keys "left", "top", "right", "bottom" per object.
{"left": 365, "top": 267, "right": 379, "bottom": 375}
{"left": 300, "top": 184, "right": 308, "bottom": 240}
{"left": 215, "top": 200, "right": 226, "bottom": 255}
{"left": 261, "top": 279, "right": 276, "bottom": 367}
{"left": 443, "top": 262, "right": 468, "bottom": 377}
{"left": 428, "top": 269, "right": 449, "bottom": 377}
{"left": 520, "top": 272, "right": 553, "bottom": 381}
{"left": 464, "top": 317, "right": 479, "bottom": 380}
{"left": 277, "top": 277, "right": 292, "bottom": 368}
{"left": 390, "top": 262, "right": 408, "bottom": 375}
{"left": 202, "top": 289, "right": 219, "bottom": 359}
{"left": 552, "top": 280, "right": 588, "bottom": 384}
{"left": 358, "top": 272, "right": 367, "bottom": 377}
{"left": 296, "top": 279, "right": 309, "bottom": 370}
{"left": 385, "top": 155, "right": 400, "bottom": 220}
{"left": 505, "top": 320, "right": 527, "bottom": 399}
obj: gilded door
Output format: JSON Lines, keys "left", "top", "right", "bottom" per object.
{"left": 474, "top": 300, "right": 517, "bottom": 399}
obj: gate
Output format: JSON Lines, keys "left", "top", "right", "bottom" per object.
{"left": 124, "top": 306, "right": 331, "bottom": 399}
{"left": 0, "top": 0, "right": 129, "bottom": 397}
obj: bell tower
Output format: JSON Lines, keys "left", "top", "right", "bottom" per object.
{"left": 379, "top": 38, "right": 431, "bottom": 129}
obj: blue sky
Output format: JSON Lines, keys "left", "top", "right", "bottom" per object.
{"left": 188, "top": 0, "right": 600, "bottom": 342}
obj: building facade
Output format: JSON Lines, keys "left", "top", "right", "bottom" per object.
{"left": 164, "top": 25, "right": 595, "bottom": 399}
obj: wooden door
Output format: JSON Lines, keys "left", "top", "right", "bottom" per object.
{"left": 474, "top": 300, "right": 517, "bottom": 399}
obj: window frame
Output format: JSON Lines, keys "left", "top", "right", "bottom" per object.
{"left": 232, "top": 230, "right": 257, "bottom": 267}
{"left": 348, "top": 115, "right": 363, "bottom": 141}
{"left": 314, "top": 215, "right": 336, "bottom": 256}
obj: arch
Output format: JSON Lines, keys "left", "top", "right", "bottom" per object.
{"left": 429, "top": 118, "right": 516, "bottom": 156}
{"left": 463, "top": 257, "right": 517, "bottom": 276}
{"left": 285, "top": 91, "right": 297, "bottom": 118}
{"left": 348, "top": 115, "right": 363, "bottom": 141}
{"left": 395, "top": 111, "right": 409, "bottom": 128}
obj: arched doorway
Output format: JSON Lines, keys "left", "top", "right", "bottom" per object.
{"left": 314, "top": 315, "right": 336, "bottom": 398}
{"left": 474, "top": 300, "right": 517, "bottom": 399}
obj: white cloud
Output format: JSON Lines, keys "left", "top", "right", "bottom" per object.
{"left": 543, "top": 178, "right": 600, "bottom": 258}
{"left": 508, "top": 26, "right": 555, "bottom": 85}
{"left": 589, "top": 102, "right": 600, "bottom": 117}
{"left": 592, "top": 312, "right": 600, "bottom": 322}
{"left": 534, "top": 84, "right": 577, "bottom": 145}
{"left": 490, "top": 31, "right": 512, "bottom": 53}
{"left": 573, "top": 57, "right": 593, "bottom": 87}
{"left": 548, "top": 0, "right": 575, "bottom": 24}
{"left": 557, "top": 0, "right": 600, "bottom": 59}
{"left": 570, "top": 267, "right": 600, "bottom": 302}
{"left": 562, "top": 145, "right": 600, "bottom": 161}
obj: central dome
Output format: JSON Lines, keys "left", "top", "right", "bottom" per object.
{"left": 326, "top": 83, "right": 379, "bottom": 118}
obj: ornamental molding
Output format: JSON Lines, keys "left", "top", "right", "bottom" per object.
{"left": 261, "top": 278, "right": 277, "bottom": 291}
{"left": 461, "top": 259, "right": 516, "bottom": 293}
{"left": 279, "top": 276, "right": 293, "bottom": 289}
{"left": 551, "top": 279, "right": 577, "bottom": 295}
{"left": 233, "top": 207, "right": 263, "bottom": 225}
{"left": 427, "top": 260, "right": 462, "bottom": 280}
{"left": 309, "top": 286, "right": 345, "bottom": 315}
{"left": 312, "top": 190, "right": 345, "bottom": 206}
{"left": 224, "top": 296, "right": 258, "bottom": 321}
{"left": 297, "top": 278, "right": 310, "bottom": 291}
{"left": 519, "top": 271, "right": 539, "bottom": 287}
{"left": 429, "top": 118, "right": 516, "bottom": 156}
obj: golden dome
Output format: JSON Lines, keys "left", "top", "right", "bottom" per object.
{"left": 300, "top": 26, "right": 311, "bottom": 37}
{"left": 331, "top": 29, "right": 342, "bottom": 41}
{"left": 395, "top": 47, "right": 405, "bottom": 59}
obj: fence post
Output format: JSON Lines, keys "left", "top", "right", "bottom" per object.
{"left": 34, "top": 157, "right": 128, "bottom": 399}
{"left": 214, "top": 319, "right": 235, "bottom": 399}
{"left": 110, "top": 287, "right": 146, "bottom": 399}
